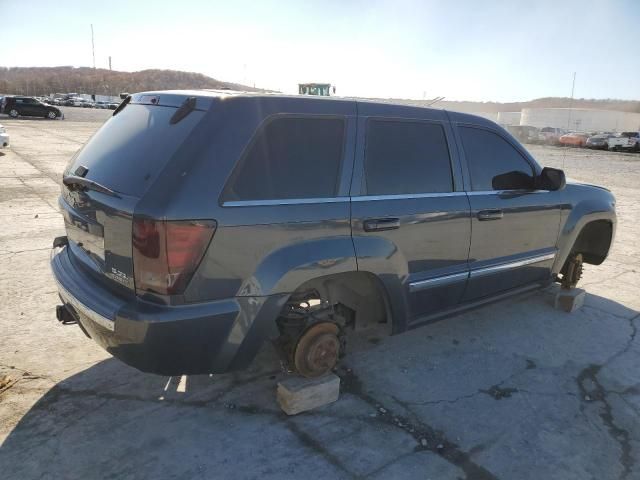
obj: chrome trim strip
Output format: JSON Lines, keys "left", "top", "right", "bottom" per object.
{"left": 222, "top": 197, "right": 349, "bottom": 207}
{"left": 55, "top": 278, "right": 115, "bottom": 331}
{"left": 467, "top": 189, "right": 550, "bottom": 196}
{"left": 470, "top": 252, "right": 556, "bottom": 278}
{"left": 353, "top": 192, "right": 466, "bottom": 202}
{"left": 409, "top": 271, "right": 469, "bottom": 293}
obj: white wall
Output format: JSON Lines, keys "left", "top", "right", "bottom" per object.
{"left": 520, "top": 108, "right": 640, "bottom": 132}
{"left": 497, "top": 111, "right": 521, "bottom": 126}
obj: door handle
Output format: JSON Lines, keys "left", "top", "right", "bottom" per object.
{"left": 477, "top": 209, "right": 504, "bottom": 221}
{"left": 363, "top": 218, "right": 400, "bottom": 232}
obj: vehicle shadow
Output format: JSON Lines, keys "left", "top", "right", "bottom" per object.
{"left": 1, "top": 288, "right": 638, "bottom": 479}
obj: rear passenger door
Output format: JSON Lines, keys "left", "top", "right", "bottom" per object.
{"left": 351, "top": 105, "right": 471, "bottom": 325}
{"left": 202, "top": 104, "right": 359, "bottom": 302}
{"left": 455, "top": 124, "right": 562, "bottom": 300}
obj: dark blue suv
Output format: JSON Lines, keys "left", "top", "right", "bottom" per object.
{"left": 52, "top": 90, "right": 616, "bottom": 377}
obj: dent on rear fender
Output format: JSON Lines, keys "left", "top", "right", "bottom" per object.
{"left": 236, "top": 237, "right": 358, "bottom": 296}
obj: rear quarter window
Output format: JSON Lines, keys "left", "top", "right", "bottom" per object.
{"left": 222, "top": 116, "right": 345, "bottom": 202}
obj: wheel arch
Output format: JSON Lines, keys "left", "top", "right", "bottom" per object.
{"left": 569, "top": 219, "right": 614, "bottom": 266}
{"left": 286, "top": 270, "right": 409, "bottom": 335}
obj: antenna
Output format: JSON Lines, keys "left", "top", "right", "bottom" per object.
{"left": 91, "top": 24, "right": 96, "bottom": 69}
{"left": 562, "top": 72, "right": 576, "bottom": 170}
{"left": 566, "top": 72, "right": 576, "bottom": 131}
{"left": 426, "top": 96, "right": 445, "bottom": 107}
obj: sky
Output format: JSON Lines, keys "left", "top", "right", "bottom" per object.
{"left": 2, "top": 0, "right": 639, "bottom": 102}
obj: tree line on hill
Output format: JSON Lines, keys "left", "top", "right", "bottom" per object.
{"left": 1, "top": 66, "right": 638, "bottom": 113}
{"left": 0, "top": 66, "right": 259, "bottom": 97}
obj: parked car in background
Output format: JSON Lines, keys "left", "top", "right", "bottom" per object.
{"left": 51, "top": 90, "right": 616, "bottom": 377}
{"left": 94, "top": 101, "right": 109, "bottom": 109}
{"left": 539, "top": 127, "right": 566, "bottom": 145}
{"left": 1, "top": 96, "right": 63, "bottom": 119}
{"left": 586, "top": 133, "right": 614, "bottom": 150}
{"left": 107, "top": 102, "right": 119, "bottom": 110}
{"left": 559, "top": 132, "right": 589, "bottom": 147}
{"left": 507, "top": 125, "right": 540, "bottom": 144}
{"left": 0, "top": 124, "right": 9, "bottom": 148}
{"left": 608, "top": 132, "right": 640, "bottom": 152}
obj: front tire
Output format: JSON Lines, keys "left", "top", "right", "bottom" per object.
{"left": 8, "top": 109, "right": 18, "bottom": 118}
{"left": 47, "top": 110, "right": 57, "bottom": 119}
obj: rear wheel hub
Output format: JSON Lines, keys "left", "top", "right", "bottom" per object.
{"left": 293, "top": 322, "right": 340, "bottom": 378}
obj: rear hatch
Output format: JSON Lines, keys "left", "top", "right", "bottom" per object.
{"left": 61, "top": 92, "right": 211, "bottom": 295}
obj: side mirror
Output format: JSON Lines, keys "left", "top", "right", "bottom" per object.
{"left": 536, "top": 167, "right": 566, "bottom": 191}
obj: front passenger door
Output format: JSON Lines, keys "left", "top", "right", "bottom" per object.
{"left": 458, "top": 126, "right": 562, "bottom": 301}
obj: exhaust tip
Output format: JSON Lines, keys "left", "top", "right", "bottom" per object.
{"left": 56, "top": 304, "right": 78, "bottom": 325}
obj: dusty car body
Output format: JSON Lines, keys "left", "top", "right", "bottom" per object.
{"left": 0, "top": 124, "right": 9, "bottom": 148}
{"left": 51, "top": 91, "right": 616, "bottom": 377}
{"left": 559, "top": 132, "right": 589, "bottom": 147}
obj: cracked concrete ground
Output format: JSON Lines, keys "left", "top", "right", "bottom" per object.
{"left": 0, "top": 110, "right": 639, "bottom": 479}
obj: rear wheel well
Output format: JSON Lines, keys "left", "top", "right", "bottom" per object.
{"left": 287, "top": 271, "right": 392, "bottom": 334}
{"left": 569, "top": 220, "right": 613, "bottom": 266}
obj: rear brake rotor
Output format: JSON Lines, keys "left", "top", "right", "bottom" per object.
{"left": 293, "top": 322, "right": 340, "bottom": 378}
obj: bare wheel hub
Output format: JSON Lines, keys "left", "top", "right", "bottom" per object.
{"left": 293, "top": 322, "right": 340, "bottom": 378}
{"left": 562, "top": 253, "right": 583, "bottom": 289}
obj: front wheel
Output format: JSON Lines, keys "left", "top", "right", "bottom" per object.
{"left": 8, "top": 109, "right": 18, "bottom": 118}
{"left": 46, "top": 110, "right": 57, "bottom": 119}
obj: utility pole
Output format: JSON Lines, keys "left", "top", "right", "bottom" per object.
{"left": 108, "top": 56, "right": 112, "bottom": 71}
{"left": 91, "top": 24, "right": 96, "bottom": 69}
{"left": 567, "top": 71, "right": 576, "bottom": 131}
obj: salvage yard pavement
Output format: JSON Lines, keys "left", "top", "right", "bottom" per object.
{"left": 1, "top": 110, "right": 639, "bottom": 479}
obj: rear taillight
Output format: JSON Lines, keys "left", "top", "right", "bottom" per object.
{"left": 132, "top": 218, "right": 216, "bottom": 296}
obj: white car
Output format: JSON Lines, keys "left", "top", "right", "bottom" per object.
{"left": 0, "top": 124, "right": 9, "bottom": 149}
{"left": 608, "top": 132, "right": 640, "bottom": 152}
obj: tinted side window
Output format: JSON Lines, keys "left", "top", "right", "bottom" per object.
{"left": 460, "top": 127, "right": 534, "bottom": 191}
{"left": 364, "top": 120, "right": 453, "bottom": 195}
{"left": 224, "top": 117, "right": 345, "bottom": 201}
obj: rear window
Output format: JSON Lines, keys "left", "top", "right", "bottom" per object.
{"left": 223, "top": 117, "right": 345, "bottom": 202}
{"left": 65, "top": 103, "right": 205, "bottom": 197}
{"left": 622, "top": 132, "right": 638, "bottom": 137}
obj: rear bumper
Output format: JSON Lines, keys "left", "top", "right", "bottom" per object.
{"left": 51, "top": 244, "right": 284, "bottom": 375}
{"left": 0, "top": 132, "right": 9, "bottom": 148}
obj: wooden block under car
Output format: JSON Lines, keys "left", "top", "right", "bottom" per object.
{"left": 277, "top": 373, "right": 341, "bottom": 415}
{"left": 554, "top": 288, "right": 586, "bottom": 313}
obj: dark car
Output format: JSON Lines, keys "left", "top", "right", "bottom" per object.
{"left": 586, "top": 134, "right": 614, "bottom": 150}
{"left": 51, "top": 91, "right": 616, "bottom": 378}
{"left": 506, "top": 125, "right": 540, "bottom": 144}
{"left": 2, "top": 96, "right": 63, "bottom": 119}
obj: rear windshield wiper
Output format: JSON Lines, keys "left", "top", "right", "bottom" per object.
{"left": 112, "top": 95, "right": 131, "bottom": 116}
{"left": 63, "top": 175, "right": 121, "bottom": 198}
{"left": 170, "top": 96, "right": 197, "bottom": 125}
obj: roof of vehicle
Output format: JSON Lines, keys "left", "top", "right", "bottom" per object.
{"left": 132, "top": 89, "right": 499, "bottom": 129}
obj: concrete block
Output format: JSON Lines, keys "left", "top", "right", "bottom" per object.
{"left": 554, "top": 288, "right": 586, "bottom": 313}
{"left": 277, "top": 373, "right": 340, "bottom": 415}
